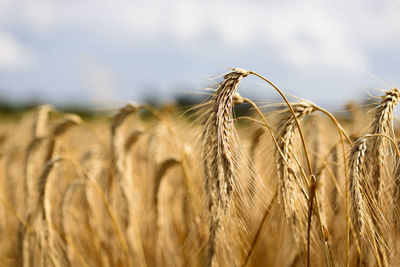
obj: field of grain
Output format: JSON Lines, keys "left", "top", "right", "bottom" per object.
{"left": 1, "top": 68, "right": 400, "bottom": 267}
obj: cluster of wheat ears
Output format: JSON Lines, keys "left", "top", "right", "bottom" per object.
{"left": 1, "top": 68, "right": 400, "bottom": 266}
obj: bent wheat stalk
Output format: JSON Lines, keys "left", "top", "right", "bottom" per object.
{"left": 248, "top": 71, "right": 333, "bottom": 267}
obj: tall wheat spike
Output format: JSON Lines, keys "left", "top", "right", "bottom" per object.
{"left": 110, "top": 103, "right": 138, "bottom": 229}
{"left": 349, "top": 135, "right": 389, "bottom": 266}
{"left": 369, "top": 88, "right": 400, "bottom": 202}
{"left": 363, "top": 88, "right": 400, "bottom": 266}
{"left": 276, "top": 101, "right": 315, "bottom": 253}
{"left": 202, "top": 68, "right": 249, "bottom": 266}
{"left": 349, "top": 138, "right": 369, "bottom": 239}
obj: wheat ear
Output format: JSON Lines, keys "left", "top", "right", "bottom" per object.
{"left": 349, "top": 136, "right": 388, "bottom": 266}
{"left": 202, "top": 68, "right": 249, "bottom": 266}
{"left": 276, "top": 101, "right": 315, "bottom": 251}
{"left": 369, "top": 88, "right": 400, "bottom": 201}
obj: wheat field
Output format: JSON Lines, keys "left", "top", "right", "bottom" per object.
{"left": 1, "top": 68, "right": 400, "bottom": 267}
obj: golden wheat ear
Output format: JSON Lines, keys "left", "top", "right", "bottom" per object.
{"left": 369, "top": 88, "right": 400, "bottom": 201}
{"left": 202, "top": 68, "right": 249, "bottom": 267}
{"left": 348, "top": 89, "right": 400, "bottom": 266}
{"left": 275, "top": 102, "right": 315, "bottom": 255}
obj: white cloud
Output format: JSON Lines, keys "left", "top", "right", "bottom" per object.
{"left": 80, "top": 58, "right": 118, "bottom": 105}
{"left": 0, "top": 32, "right": 34, "bottom": 70}
{"left": 167, "top": 2, "right": 204, "bottom": 41}
{"left": 259, "top": 3, "right": 366, "bottom": 69}
{"left": 0, "top": 0, "right": 399, "bottom": 70}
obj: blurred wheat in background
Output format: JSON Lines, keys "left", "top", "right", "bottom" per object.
{"left": 1, "top": 68, "right": 400, "bottom": 267}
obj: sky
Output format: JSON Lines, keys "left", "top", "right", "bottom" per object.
{"left": 0, "top": 0, "right": 399, "bottom": 109}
